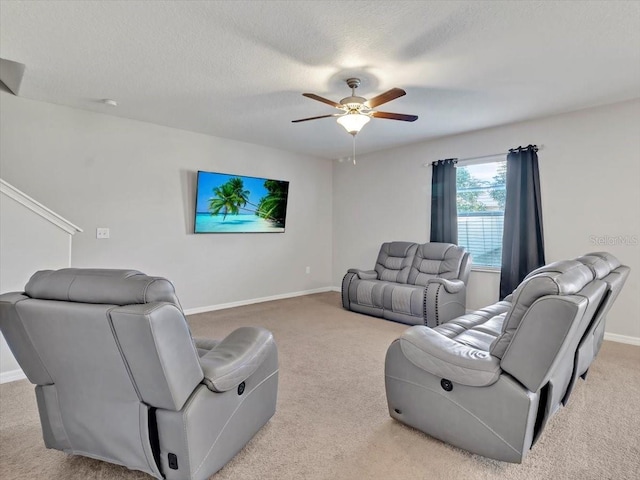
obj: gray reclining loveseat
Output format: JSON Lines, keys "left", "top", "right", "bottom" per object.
{"left": 342, "top": 242, "right": 472, "bottom": 326}
{"left": 0, "top": 269, "right": 279, "bottom": 480}
{"left": 384, "top": 252, "right": 629, "bottom": 462}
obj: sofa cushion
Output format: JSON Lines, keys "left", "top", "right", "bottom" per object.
{"left": 348, "top": 279, "right": 395, "bottom": 309}
{"left": 382, "top": 284, "right": 425, "bottom": 318}
{"left": 399, "top": 326, "right": 502, "bottom": 387}
{"left": 434, "top": 301, "right": 511, "bottom": 351}
{"left": 374, "top": 242, "right": 418, "bottom": 283}
{"left": 408, "top": 243, "right": 466, "bottom": 286}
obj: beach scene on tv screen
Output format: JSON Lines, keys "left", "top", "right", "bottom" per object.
{"left": 195, "top": 171, "right": 289, "bottom": 233}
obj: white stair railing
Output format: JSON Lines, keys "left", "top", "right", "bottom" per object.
{"left": 0, "top": 178, "right": 82, "bottom": 383}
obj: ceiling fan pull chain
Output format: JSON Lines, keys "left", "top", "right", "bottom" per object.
{"left": 352, "top": 135, "right": 356, "bottom": 165}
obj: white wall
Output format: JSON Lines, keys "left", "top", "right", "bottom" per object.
{"left": 0, "top": 191, "right": 77, "bottom": 378}
{"left": 0, "top": 93, "right": 333, "bottom": 311}
{"left": 1, "top": 92, "right": 638, "bottom": 344}
{"left": 333, "top": 99, "right": 640, "bottom": 340}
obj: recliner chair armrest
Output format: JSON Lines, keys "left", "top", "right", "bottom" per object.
{"left": 199, "top": 327, "right": 275, "bottom": 392}
{"left": 347, "top": 269, "right": 378, "bottom": 280}
{"left": 398, "top": 326, "right": 501, "bottom": 387}
{"left": 426, "top": 278, "right": 465, "bottom": 294}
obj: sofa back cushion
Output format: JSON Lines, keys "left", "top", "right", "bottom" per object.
{"left": 491, "top": 260, "right": 594, "bottom": 358}
{"left": 408, "top": 243, "right": 466, "bottom": 286}
{"left": 575, "top": 252, "right": 630, "bottom": 339}
{"left": 575, "top": 252, "right": 620, "bottom": 280}
{"left": 375, "top": 242, "right": 418, "bottom": 284}
{"left": 25, "top": 268, "right": 182, "bottom": 309}
{"left": 576, "top": 253, "right": 630, "bottom": 309}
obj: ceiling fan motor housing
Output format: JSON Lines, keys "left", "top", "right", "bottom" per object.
{"left": 340, "top": 96, "right": 367, "bottom": 110}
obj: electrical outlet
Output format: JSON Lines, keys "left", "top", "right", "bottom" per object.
{"left": 96, "top": 227, "right": 110, "bottom": 239}
{"left": 305, "top": 266, "right": 311, "bottom": 274}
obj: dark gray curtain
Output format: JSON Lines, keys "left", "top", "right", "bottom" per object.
{"left": 430, "top": 159, "right": 458, "bottom": 244}
{"left": 499, "top": 145, "right": 545, "bottom": 299}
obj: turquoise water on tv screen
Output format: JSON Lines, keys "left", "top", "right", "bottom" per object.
{"left": 195, "top": 213, "right": 284, "bottom": 233}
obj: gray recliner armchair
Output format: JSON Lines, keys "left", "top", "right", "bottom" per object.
{"left": 385, "top": 254, "right": 628, "bottom": 463}
{"left": 342, "top": 242, "right": 472, "bottom": 326}
{"left": 0, "top": 269, "right": 279, "bottom": 480}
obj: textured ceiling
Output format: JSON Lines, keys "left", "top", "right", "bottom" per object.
{"left": 1, "top": 0, "right": 639, "bottom": 159}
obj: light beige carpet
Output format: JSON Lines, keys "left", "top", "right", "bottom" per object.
{"left": 1, "top": 292, "right": 639, "bottom": 480}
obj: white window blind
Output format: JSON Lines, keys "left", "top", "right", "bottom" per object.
{"left": 456, "top": 161, "right": 506, "bottom": 268}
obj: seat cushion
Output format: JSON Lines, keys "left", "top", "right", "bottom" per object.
{"left": 383, "top": 284, "right": 425, "bottom": 318}
{"left": 348, "top": 279, "right": 395, "bottom": 309}
{"left": 434, "top": 301, "right": 511, "bottom": 351}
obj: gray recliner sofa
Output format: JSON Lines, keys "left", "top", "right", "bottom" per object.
{"left": 0, "top": 269, "right": 279, "bottom": 480}
{"left": 384, "top": 253, "right": 629, "bottom": 463}
{"left": 563, "top": 252, "right": 631, "bottom": 402}
{"left": 342, "top": 242, "right": 472, "bottom": 326}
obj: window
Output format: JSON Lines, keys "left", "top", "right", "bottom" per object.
{"left": 456, "top": 161, "right": 506, "bottom": 269}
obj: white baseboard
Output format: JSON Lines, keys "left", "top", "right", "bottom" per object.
{"left": 184, "top": 286, "right": 335, "bottom": 316}
{"left": 331, "top": 286, "right": 341, "bottom": 292}
{"left": 603, "top": 332, "right": 640, "bottom": 346}
{"left": 0, "top": 368, "right": 26, "bottom": 384}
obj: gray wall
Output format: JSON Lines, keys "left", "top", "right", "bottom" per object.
{"left": 0, "top": 93, "right": 333, "bottom": 310}
{"left": 333, "top": 99, "right": 640, "bottom": 340}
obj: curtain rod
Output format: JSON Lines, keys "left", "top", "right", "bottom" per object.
{"left": 423, "top": 145, "right": 542, "bottom": 167}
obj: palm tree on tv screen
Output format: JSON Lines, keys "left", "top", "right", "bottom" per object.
{"left": 208, "top": 177, "right": 249, "bottom": 220}
{"left": 256, "top": 180, "right": 288, "bottom": 227}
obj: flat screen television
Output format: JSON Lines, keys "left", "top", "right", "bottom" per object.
{"left": 194, "top": 170, "right": 290, "bottom": 233}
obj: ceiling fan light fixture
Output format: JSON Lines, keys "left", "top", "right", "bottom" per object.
{"left": 337, "top": 113, "right": 370, "bottom": 135}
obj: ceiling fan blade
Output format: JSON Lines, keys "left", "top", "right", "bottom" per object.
{"left": 372, "top": 111, "right": 418, "bottom": 122}
{"left": 291, "top": 114, "right": 339, "bottom": 123}
{"left": 302, "top": 93, "right": 342, "bottom": 109}
{"left": 365, "top": 88, "right": 406, "bottom": 108}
